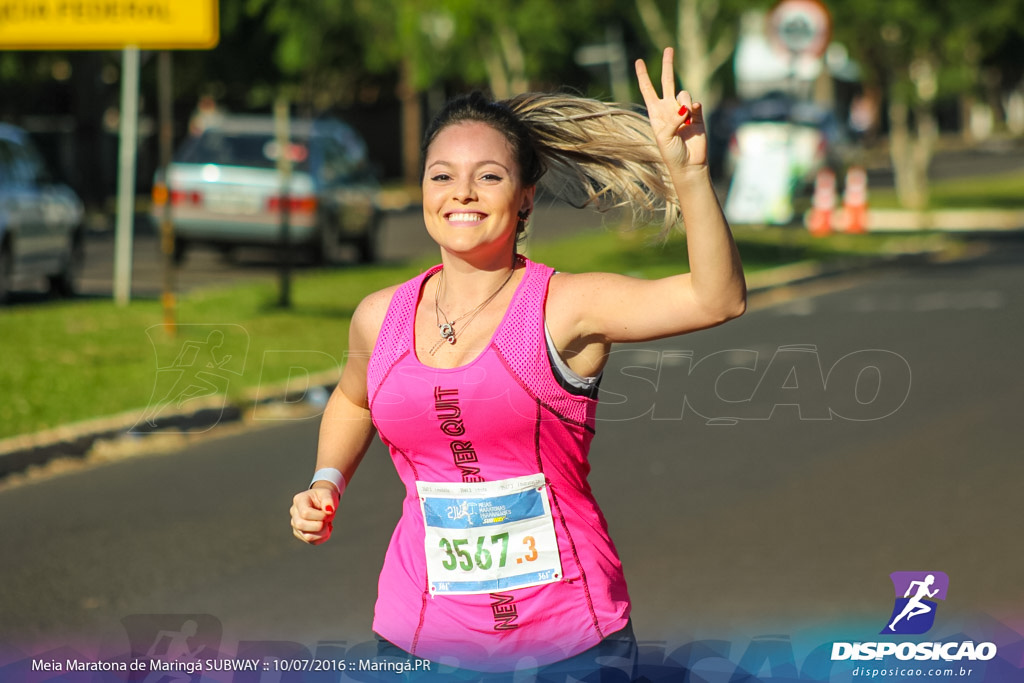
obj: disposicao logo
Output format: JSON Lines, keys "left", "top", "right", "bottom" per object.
{"left": 881, "top": 571, "right": 949, "bottom": 635}
{"left": 831, "top": 571, "right": 998, "bottom": 663}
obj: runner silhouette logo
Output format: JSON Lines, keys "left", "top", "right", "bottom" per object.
{"left": 133, "top": 324, "right": 250, "bottom": 433}
{"left": 881, "top": 571, "right": 949, "bottom": 635}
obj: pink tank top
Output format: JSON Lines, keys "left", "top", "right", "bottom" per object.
{"left": 366, "top": 257, "right": 630, "bottom": 671}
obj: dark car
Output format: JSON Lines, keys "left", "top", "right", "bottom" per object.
{"left": 0, "top": 123, "right": 85, "bottom": 303}
{"left": 159, "top": 115, "right": 382, "bottom": 264}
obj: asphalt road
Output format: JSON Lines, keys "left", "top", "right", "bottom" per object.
{"left": 2, "top": 238, "right": 1022, "bottom": 674}
{"left": 1, "top": 141, "right": 1018, "bottom": 306}
{"left": 70, "top": 196, "right": 607, "bottom": 302}
{"left": 80, "top": 139, "right": 1024, "bottom": 301}
{"left": 0, "top": 192, "right": 601, "bottom": 307}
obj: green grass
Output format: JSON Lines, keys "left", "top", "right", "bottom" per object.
{"left": 0, "top": 225, "right": 957, "bottom": 441}
{"left": 1, "top": 262, "right": 423, "bottom": 442}
{"left": 869, "top": 169, "right": 1024, "bottom": 210}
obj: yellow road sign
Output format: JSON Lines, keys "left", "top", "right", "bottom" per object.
{"left": 0, "top": 0, "right": 218, "bottom": 50}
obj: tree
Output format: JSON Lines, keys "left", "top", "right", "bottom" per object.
{"left": 437, "top": 0, "right": 607, "bottom": 99}
{"left": 830, "top": 0, "right": 1024, "bottom": 210}
{"left": 242, "top": 0, "right": 367, "bottom": 111}
{"left": 632, "top": 0, "right": 769, "bottom": 111}
{"left": 349, "top": 0, "right": 610, "bottom": 183}
{"left": 185, "top": 0, "right": 618, "bottom": 184}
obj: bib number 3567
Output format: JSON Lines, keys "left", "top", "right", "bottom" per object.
{"left": 417, "top": 474, "right": 562, "bottom": 595}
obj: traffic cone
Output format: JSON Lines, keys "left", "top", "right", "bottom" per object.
{"left": 843, "top": 166, "right": 868, "bottom": 234}
{"left": 808, "top": 168, "right": 835, "bottom": 237}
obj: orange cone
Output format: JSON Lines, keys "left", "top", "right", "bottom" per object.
{"left": 843, "top": 166, "right": 869, "bottom": 234}
{"left": 809, "top": 169, "right": 836, "bottom": 237}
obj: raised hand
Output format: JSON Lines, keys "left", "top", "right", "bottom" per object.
{"left": 635, "top": 47, "right": 708, "bottom": 169}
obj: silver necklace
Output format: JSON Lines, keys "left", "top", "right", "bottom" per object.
{"left": 431, "top": 265, "right": 516, "bottom": 355}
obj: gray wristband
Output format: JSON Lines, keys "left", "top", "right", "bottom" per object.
{"left": 309, "top": 467, "right": 346, "bottom": 495}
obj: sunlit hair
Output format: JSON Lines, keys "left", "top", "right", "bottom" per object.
{"left": 422, "top": 91, "right": 682, "bottom": 235}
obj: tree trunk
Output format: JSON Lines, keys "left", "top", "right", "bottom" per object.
{"left": 482, "top": 40, "right": 511, "bottom": 99}
{"left": 678, "top": 0, "right": 706, "bottom": 94}
{"left": 636, "top": 0, "right": 731, "bottom": 111}
{"left": 498, "top": 26, "right": 528, "bottom": 95}
{"left": 888, "top": 98, "right": 935, "bottom": 211}
{"left": 961, "top": 93, "right": 977, "bottom": 143}
{"left": 397, "top": 58, "right": 422, "bottom": 187}
{"left": 481, "top": 27, "right": 527, "bottom": 99}
{"left": 912, "top": 102, "right": 938, "bottom": 208}
{"left": 889, "top": 100, "right": 921, "bottom": 210}
{"left": 889, "top": 54, "right": 941, "bottom": 211}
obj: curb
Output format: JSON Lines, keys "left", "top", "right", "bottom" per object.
{"left": 0, "top": 243, "right": 976, "bottom": 484}
{"left": 0, "top": 371, "right": 340, "bottom": 482}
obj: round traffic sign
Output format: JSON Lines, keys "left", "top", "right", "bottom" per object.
{"left": 769, "top": 0, "right": 832, "bottom": 58}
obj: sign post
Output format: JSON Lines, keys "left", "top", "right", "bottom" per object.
{"left": 0, "top": 0, "right": 219, "bottom": 306}
{"left": 113, "top": 45, "right": 141, "bottom": 306}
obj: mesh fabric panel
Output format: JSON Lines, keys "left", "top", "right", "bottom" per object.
{"left": 492, "top": 259, "right": 597, "bottom": 427}
{"left": 367, "top": 265, "right": 441, "bottom": 408}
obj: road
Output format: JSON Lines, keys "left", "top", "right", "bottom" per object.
{"left": 0, "top": 192, "right": 599, "bottom": 306}
{"left": 73, "top": 139, "right": 1024, "bottom": 300}
{"left": 2, "top": 238, "right": 1022, "bottom": 677}
{"left": 0, "top": 141, "right": 1018, "bottom": 305}
{"left": 71, "top": 196, "right": 605, "bottom": 301}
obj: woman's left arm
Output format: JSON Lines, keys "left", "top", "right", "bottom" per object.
{"left": 560, "top": 47, "right": 745, "bottom": 345}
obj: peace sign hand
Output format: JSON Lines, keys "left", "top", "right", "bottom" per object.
{"left": 635, "top": 47, "right": 707, "bottom": 170}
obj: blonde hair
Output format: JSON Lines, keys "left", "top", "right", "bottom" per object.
{"left": 506, "top": 92, "right": 682, "bottom": 233}
{"left": 422, "top": 91, "right": 682, "bottom": 235}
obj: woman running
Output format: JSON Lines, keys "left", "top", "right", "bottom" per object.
{"left": 290, "top": 47, "right": 746, "bottom": 677}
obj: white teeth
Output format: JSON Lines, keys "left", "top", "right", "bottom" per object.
{"left": 447, "top": 212, "right": 484, "bottom": 222}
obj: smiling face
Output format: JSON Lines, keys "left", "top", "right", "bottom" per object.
{"left": 422, "top": 121, "right": 535, "bottom": 263}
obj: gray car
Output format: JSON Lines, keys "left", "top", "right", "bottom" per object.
{"left": 160, "top": 115, "right": 382, "bottom": 264}
{"left": 0, "top": 123, "right": 85, "bottom": 303}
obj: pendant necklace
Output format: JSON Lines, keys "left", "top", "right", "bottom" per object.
{"left": 430, "top": 263, "right": 516, "bottom": 355}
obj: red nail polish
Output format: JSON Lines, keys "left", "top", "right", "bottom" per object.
{"left": 325, "top": 506, "right": 334, "bottom": 515}
{"left": 678, "top": 104, "right": 690, "bottom": 118}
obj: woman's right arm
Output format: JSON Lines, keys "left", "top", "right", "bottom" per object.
{"left": 290, "top": 286, "right": 396, "bottom": 545}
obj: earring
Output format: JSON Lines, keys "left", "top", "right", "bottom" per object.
{"left": 516, "top": 210, "right": 531, "bottom": 234}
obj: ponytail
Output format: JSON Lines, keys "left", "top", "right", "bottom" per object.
{"left": 424, "top": 91, "right": 682, "bottom": 235}
{"left": 504, "top": 92, "right": 682, "bottom": 233}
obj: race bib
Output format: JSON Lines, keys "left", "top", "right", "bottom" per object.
{"left": 417, "top": 474, "right": 563, "bottom": 596}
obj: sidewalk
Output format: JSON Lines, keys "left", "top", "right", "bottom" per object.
{"left": 859, "top": 208, "right": 1024, "bottom": 232}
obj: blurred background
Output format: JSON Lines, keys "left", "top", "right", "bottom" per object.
{"left": 1, "top": 0, "right": 1021, "bottom": 225}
